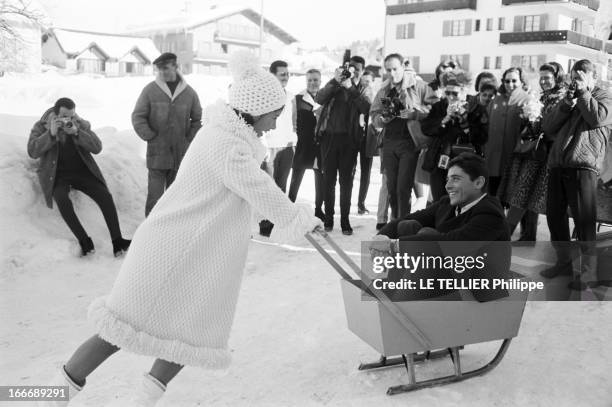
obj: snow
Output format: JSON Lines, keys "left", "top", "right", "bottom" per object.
{"left": 1, "top": 71, "right": 611, "bottom": 407}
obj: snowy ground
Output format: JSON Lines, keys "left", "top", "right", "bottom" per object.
{"left": 1, "top": 72, "right": 611, "bottom": 407}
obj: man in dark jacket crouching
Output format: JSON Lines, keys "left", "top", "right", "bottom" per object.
{"left": 27, "top": 97, "right": 131, "bottom": 257}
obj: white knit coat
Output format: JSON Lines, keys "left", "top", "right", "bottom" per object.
{"left": 88, "top": 100, "right": 319, "bottom": 369}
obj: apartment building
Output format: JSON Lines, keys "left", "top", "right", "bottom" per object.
{"left": 383, "top": 0, "right": 609, "bottom": 81}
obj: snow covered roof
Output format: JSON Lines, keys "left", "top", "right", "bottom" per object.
{"left": 126, "top": 5, "right": 297, "bottom": 45}
{"left": 46, "top": 28, "right": 161, "bottom": 64}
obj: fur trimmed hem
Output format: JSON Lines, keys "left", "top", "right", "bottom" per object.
{"left": 87, "top": 297, "right": 232, "bottom": 369}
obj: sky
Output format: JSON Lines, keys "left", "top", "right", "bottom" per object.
{"left": 40, "top": 0, "right": 387, "bottom": 49}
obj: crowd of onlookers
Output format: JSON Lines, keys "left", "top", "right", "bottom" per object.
{"left": 26, "top": 51, "right": 612, "bottom": 289}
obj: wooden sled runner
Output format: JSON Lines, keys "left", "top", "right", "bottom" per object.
{"left": 305, "top": 229, "right": 528, "bottom": 395}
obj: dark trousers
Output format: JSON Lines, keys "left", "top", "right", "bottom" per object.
{"left": 272, "top": 147, "right": 294, "bottom": 193}
{"left": 507, "top": 207, "right": 539, "bottom": 240}
{"left": 145, "top": 168, "right": 177, "bottom": 216}
{"left": 53, "top": 172, "right": 122, "bottom": 242}
{"left": 383, "top": 138, "right": 419, "bottom": 219}
{"left": 429, "top": 167, "right": 448, "bottom": 202}
{"left": 546, "top": 168, "right": 598, "bottom": 261}
{"left": 288, "top": 165, "right": 324, "bottom": 212}
{"left": 357, "top": 138, "right": 373, "bottom": 208}
{"left": 322, "top": 138, "right": 357, "bottom": 221}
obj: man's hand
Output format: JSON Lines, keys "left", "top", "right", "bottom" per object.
{"left": 340, "top": 78, "right": 353, "bottom": 89}
{"left": 48, "top": 114, "right": 61, "bottom": 137}
{"left": 333, "top": 67, "right": 345, "bottom": 84}
{"left": 399, "top": 108, "right": 416, "bottom": 120}
{"left": 574, "top": 70, "right": 589, "bottom": 92}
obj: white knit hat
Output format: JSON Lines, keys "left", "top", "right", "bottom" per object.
{"left": 228, "top": 51, "right": 286, "bottom": 116}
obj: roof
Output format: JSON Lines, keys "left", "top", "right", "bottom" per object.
{"left": 126, "top": 5, "right": 297, "bottom": 45}
{"left": 47, "top": 28, "right": 161, "bottom": 63}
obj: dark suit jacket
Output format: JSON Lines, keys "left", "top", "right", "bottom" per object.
{"left": 379, "top": 194, "right": 510, "bottom": 302}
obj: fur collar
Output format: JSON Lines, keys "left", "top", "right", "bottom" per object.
{"left": 154, "top": 73, "right": 188, "bottom": 101}
{"left": 202, "top": 100, "right": 267, "bottom": 163}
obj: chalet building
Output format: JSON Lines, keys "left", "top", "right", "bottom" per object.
{"left": 41, "top": 28, "right": 160, "bottom": 76}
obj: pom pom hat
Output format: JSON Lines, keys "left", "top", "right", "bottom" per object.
{"left": 228, "top": 50, "right": 286, "bottom": 116}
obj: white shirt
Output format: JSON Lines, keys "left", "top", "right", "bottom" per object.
{"left": 262, "top": 91, "right": 297, "bottom": 148}
{"left": 456, "top": 193, "right": 487, "bottom": 216}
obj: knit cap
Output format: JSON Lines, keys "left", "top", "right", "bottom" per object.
{"left": 228, "top": 51, "right": 286, "bottom": 116}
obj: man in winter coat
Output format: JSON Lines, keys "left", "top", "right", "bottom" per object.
{"left": 132, "top": 52, "right": 202, "bottom": 216}
{"left": 287, "top": 68, "right": 324, "bottom": 221}
{"left": 540, "top": 59, "right": 612, "bottom": 290}
{"left": 27, "top": 97, "right": 131, "bottom": 257}
{"left": 370, "top": 53, "right": 429, "bottom": 220}
{"left": 316, "top": 55, "right": 373, "bottom": 235}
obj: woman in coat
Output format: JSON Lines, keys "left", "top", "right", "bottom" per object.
{"left": 41, "top": 51, "right": 322, "bottom": 407}
{"left": 421, "top": 70, "right": 488, "bottom": 201}
{"left": 485, "top": 67, "right": 531, "bottom": 196}
{"left": 498, "top": 62, "right": 567, "bottom": 242}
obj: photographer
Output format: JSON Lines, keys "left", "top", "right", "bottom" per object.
{"left": 540, "top": 59, "right": 612, "bottom": 289}
{"left": 370, "top": 53, "right": 429, "bottom": 220}
{"left": 421, "top": 70, "right": 487, "bottom": 201}
{"left": 315, "top": 55, "right": 372, "bottom": 235}
{"left": 27, "top": 98, "right": 131, "bottom": 257}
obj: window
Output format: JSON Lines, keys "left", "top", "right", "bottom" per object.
{"left": 443, "top": 20, "right": 472, "bottom": 37}
{"left": 495, "top": 56, "right": 503, "bottom": 69}
{"left": 396, "top": 23, "right": 415, "bottom": 39}
{"left": 441, "top": 54, "right": 470, "bottom": 71}
{"left": 483, "top": 56, "right": 490, "bottom": 69}
{"left": 520, "top": 55, "right": 539, "bottom": 71}
{"left": 221, "top": 43, "right": 228, "bottom": 53}
{"left": 498, "top": 17, "right": 505, "bottom": 30}
{"left": 486, "top": 18, "right": 493, "bottom": 31}
{"left": 524, "top": 15, "right": 541, "bottom": 32}
{"left": 475, "top": 19, "right": 480, "bottom": 32}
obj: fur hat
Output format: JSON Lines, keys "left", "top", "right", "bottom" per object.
{"left": 228, "top": 51, "right": 286, "bottom": 116}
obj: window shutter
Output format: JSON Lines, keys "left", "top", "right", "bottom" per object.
{"left": 537, "top": 54, "right": 547, "bottom": 68}
{"left": 442, "top": 20, "right": 451, "bottom": 37}
{"left": 499, "top": 17, "right": 505, "bottom": 30}
{"left": 396, "top": 24, "right": 402, "bottom": 39}
{"left": 413, "top": 56, "right": 420, "bottom": 73}
{"left": 462, "top": 54, "right": 470, "bottom": 71}
{"left": 514, "top": 16, "right": 524, "bottom": 32}
{"left": 511, "top": 55, "right": 521, "bottom": 67}
{"left": 540, "top": 14, "right": 548, "bottom": 31}
{"left": 465, "top": 19, "right": 472, "bottom": 35}
{"left": 408, "top": 23, "right": 415, "bottom": 39}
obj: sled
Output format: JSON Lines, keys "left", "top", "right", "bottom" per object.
{"left": 305, "top": 229, "right": 528, "bottom": 395}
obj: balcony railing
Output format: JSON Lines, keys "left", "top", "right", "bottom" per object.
{"left": 214, "top": 24, "right": 260, "bottom": 44}
{"left": 501, "top": 0, "right": 599, "bottom": 11}
{"left": 499, "top": 30, "right": 603, "bottom": 51}
{"left": 386, "top": 0, "right": 477, "bottom": 15}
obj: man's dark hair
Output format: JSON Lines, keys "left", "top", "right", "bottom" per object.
{"left": 363, "top": 70, "right": 374, "bottom": 77}
{"left": 571, "top": 59, "right": 596, "bottom": 75}
{"left": 384, "top": 53, "right": 404, "bottom": 64}
{"left": 269, "top": 60, "right": 288, "bottom": 74}
{"left": 474, "top": 71, "right": 497, "bottom": 92}
{"left": 306, "top": 68, "right": 321, "bottom": 76}
{"left": 349, "top": 55, "right": 365, "bottom": 67}
{"left": 479, "top": 83, "right": 497, "bottom": 94}
{"left": 448, "top": 153, "right": 488, "bottom": 191}
{"left": 53, "top": 97, "right": 76, "bottom": 115}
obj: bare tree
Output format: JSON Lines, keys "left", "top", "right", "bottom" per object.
{"left": 0, "top": 0, "right": 44, "bottom": 73}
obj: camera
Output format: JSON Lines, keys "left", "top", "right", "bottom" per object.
{"left": 380, "top": 96, "right": 403, "bottom": 119}
{"left": 58, "top": 117, "right": 74, "bottom": 129}
{"left": 338, "top": 48, "right": 354, "bottom": 82}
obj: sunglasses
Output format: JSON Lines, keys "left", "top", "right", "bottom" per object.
{"left": 504, "top": 79, "right": 519, "bottom": 84}
{"left": 445, "top": 91, "right": 459, "bottom": 96}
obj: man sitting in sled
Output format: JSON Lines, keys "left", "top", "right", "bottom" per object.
{"left": 372, "top": 153, "right": 510, "bottom": 302}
